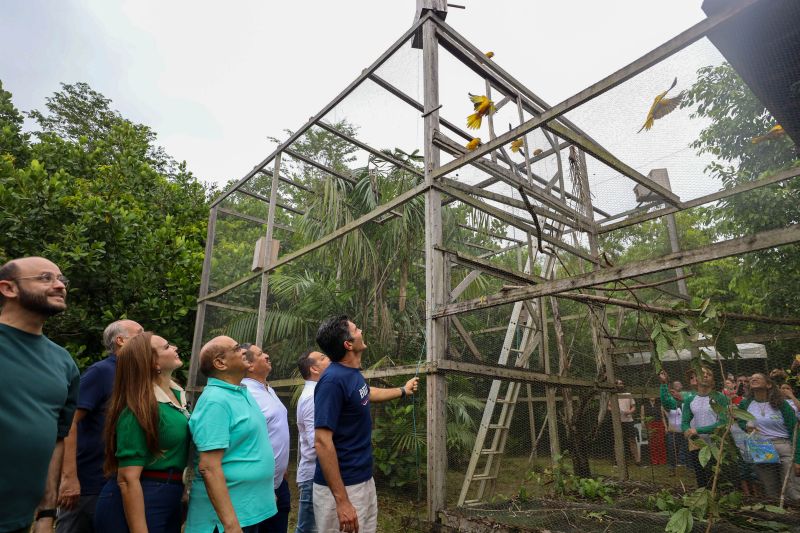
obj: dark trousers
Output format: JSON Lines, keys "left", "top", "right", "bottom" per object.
{"left": 666, "top": 432, "right": 687, "bottom": 467}
{"left": 258, "top": 478, "right": 291, "bottom": 533}
{"left": 94, "top": 478, "right": 183, "bottom": 533}
{"left": 57, "top": 493, "right": 99, "bottom": 533}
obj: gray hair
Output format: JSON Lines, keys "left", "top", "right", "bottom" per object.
{"left": 103, "top": 320, "right": 130, "bottom": 353}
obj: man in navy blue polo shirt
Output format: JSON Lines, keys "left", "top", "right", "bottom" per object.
{"left": 56, "top": 319, "right": 143, "bottom": 533}
{"left": 313, "top": 315, "right": 418, "bottom": 533}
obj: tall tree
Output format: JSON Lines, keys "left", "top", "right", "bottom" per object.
{"left": 0, "top": 80, "right": 210, "bottom": 366}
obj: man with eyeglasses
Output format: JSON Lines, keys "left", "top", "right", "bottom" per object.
{"left": 56, "top": 319, "right": 143, "bottom": 533}
{"left": 0, "top": 257, "right": 80, "bottom": 533}
{"left": 186, "top": 336, "right": 277, "bottom": 533}
{"left": 242, "top": 344, "right": 292, "bottom": 533}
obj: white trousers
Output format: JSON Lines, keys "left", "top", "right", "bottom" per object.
{"left": 313, "top": 478, "right": 377, "bottom": 533}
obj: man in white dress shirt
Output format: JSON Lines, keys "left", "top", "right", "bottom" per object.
{"left": 294, "top": 350, "right": 330, "bottom": 533}
{"left": 242, "top": 344, "right": 292, "bottom": 533}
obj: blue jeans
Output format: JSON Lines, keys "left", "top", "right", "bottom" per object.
{"left": 94, "top": 478, "right": 183, "bottom": 533}
{"left": 665, "top": 431, "right": 687, "bottom": 467}
{"left": 294, "top": 480, "right": 316, "bottom": 533}
{"left": 258, "top": 478, "right": 290, "bottom": 533}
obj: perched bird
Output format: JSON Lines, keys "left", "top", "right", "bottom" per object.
{"left": 485, "top": 51, "right": 495, "bottom": 59}
{"left": 638, "top": 77, "right": 684, "bottom": 133}
{"left": 533, "top": 148, "right": 543, "bottom": 156}
{"left": 510, "top": 139, "right": 524, "bottom": 153}
{"left": 467, "top": 93, "right": 496, "bottom": 130}
{"left": 466, "top": 137, "right": 482, "bottom": 151}
{"left": 751, "top": 124, "right": 786, "bottom": 144}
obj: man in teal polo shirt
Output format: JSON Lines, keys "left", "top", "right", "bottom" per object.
{"left": 0, "top": 257, "right": 80, "bottom": 533}
{"left": 187, "top": 335, "right": 277, "bottom": 533}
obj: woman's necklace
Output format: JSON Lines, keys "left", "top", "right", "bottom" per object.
{"left": 756, "top": 400, "right": 766, "bottom": 417}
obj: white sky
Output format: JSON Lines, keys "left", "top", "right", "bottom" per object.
{"left": 2, "top": 1, "right": 715, "bottom": 212}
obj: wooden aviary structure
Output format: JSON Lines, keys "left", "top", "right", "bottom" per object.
{"left": 187, "top": 0, "right": 800, "bottom": 527}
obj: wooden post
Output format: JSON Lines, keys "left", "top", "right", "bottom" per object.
{"left": 255, "top": 152, "right": 282, "bottom": 347}
{"left": 422, "top": 17, "right": 447, "bottom": 522}
{"left": 576, "top": 149, "right": 628, "bottom": 480}
{"left": 188, "top": 206, "right": 218, "bottom": 401}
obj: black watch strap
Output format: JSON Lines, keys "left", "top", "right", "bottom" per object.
{"left": 36, "top": 509, "right": 57, "bottom": 520}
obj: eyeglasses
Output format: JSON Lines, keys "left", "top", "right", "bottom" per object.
{"left": 11, "top": 272, "right": 70, "bottom": 288}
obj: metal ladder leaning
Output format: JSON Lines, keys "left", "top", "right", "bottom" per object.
{"left": 457, "top": 259, "right": 544, "bottom": 506}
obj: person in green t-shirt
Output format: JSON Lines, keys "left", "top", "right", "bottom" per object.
{"left": 93, "top": 332, "right": 190, "bottom": 533}
{"left": 0, "top": 257, "right": 79, "bottom": 533}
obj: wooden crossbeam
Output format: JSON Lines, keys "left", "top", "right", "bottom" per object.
{"left": 200, "top": 183, "right": 430, "bottom": 303}
{"left": 211, "top": 13, "right": 432, "bottom": 208}
{"left": 598, "top": 166, "right": 800, "bottom": 233}
{"left": 434, "top": 224, "right": 800, "bottom": 317}
{"left": 436, "top": 183, "right": 597, "bottom": 262}
{"left": 437, "top": 246, "right": 544, "bottom": 286}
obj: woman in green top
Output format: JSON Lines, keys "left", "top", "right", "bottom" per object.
{"left": 94, "top": 332, "right": 190, "bottom": 533}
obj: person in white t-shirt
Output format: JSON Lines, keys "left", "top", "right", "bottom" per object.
{"left": 294, "top": 350, "right": 330, "bottom": 533}
{"left": 739, "top": 373, "right": 800, "bottom": 501}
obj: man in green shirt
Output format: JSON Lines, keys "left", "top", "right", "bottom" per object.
{"left": 186, "top": 335, "right": 277, "bottom": 533}
{"left": 0, "top": 257, "right": 80, "bottom": 533}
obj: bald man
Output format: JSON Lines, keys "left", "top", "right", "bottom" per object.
{"left": 186, "top": 336, "right": 277, "bottom": 533}
{"left": 56, "top": 319, "right": 143, "bottom": 533}
{"left": 0, "top": 257, "right": 80, "bottom": 533}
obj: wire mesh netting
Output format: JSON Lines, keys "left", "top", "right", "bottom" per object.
{"left": 190, "top": 2, "right": 800, "bottom": 531}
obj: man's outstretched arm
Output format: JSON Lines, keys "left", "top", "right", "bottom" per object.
{"left": 369, "top": 376, "right": 418, "bottom": 403}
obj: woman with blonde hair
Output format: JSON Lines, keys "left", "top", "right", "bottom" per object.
{"left": 94, "top": 332, "right": 190, "bottom": 532}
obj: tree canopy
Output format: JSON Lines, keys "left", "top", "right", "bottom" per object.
{"left": 0, "top": 80, "right": 211, "bottom": 367}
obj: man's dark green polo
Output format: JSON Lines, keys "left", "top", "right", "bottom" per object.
{"left": 0, "top": 323, "right": 80, "bottom": 532}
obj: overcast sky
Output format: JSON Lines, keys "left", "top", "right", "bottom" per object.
{"left": 2, "top": 1, "right": 715, "bottom": 212}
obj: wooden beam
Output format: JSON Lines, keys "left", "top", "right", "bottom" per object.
{"left": 283, "top": 148, "right": 357, "bottom": 185}
{"left": 562, "top": 292, "right": 800, "bottom": 327}
{"left": 451, "top": 316, "right": 484, "bottom": 361}
{"left": 434, "top": 132, "right": 596, "bottom": 230}
{"left": 438, "top": 246, "right": 544, "bottom": 286}
{"left": 188, "top": 207, "right": 218, "bottom": 398}
{"left": 200, "top": 183, "right": 430, "bottom": 303}
{"left": 598, "top": 166, "right": 800, "bottom": 234}
{"left": 316, "top": 120, "right": 424, "bottom": 177}
{"left": 429, "top": 1, "right": 760, "bottom": 202}
{"left": 259, "top": 169, "right": 314, "bottom": 193}
{"left": 211, "top": 13, "right": 432, "bottom": 208}
{"left": 434, "top": 224, "right": 800, "bottom": 317}
{"left": 205, "top": 300, "right": 258, "bottom": 314}
{"left": 442, "top": 177, "right": 582, "bottom": 231}
{"left": 457, "top": 223, "right": 525, "bottom": 244}
{"left": 422, "top": 18, "right": 447, "bottom": 523}
{"left": 436, "top": 182, "right": 597, "bottom": 262}
{"left": 236, "top": 188, "right": 306, "bottom": 216}
{"left": 436, "top": 360, "right": 617, "bottom": 390}
{"left": 269, "top": 363, "right": 426, "bottom": 388}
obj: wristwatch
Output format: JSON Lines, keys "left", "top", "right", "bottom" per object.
{"left": 36, "top": 509, "right": 57, "bottom": 521}
{"left": 400, "top": 387, "right": 407, "bottom": 400}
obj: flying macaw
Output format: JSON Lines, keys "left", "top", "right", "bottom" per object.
{"left": 751, "top": 124, "right": 786, "bottom": 144}
{"left": 467, "top": 94, "right": 496, "bottom": 130}
{"left": 638, "top": 77, "right": 684, "bottom": 133}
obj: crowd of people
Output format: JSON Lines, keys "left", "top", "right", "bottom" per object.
{"left": 612, "top": 364, "right": 800, "bottom": 501}
{"left": 0, "top": 256, "right": 417, "bottom": 533}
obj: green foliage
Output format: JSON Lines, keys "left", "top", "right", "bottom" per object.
{"left": 371, "top": 403, "right": 421, "bottom": 489}
{"left": 522, "top": 453, "right": 615, "bottom": 504}
{"left": 0, "top": 81, "right": 210, "bottom": 366}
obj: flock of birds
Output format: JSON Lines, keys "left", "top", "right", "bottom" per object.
{"left": 461, "top": 53, "right": 787, "bottom": 155}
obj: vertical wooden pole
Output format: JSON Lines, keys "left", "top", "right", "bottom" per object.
{"left": 423, "top": 18, "right": 447, "bottom": 522}
{"left": 255, "top": 152, "right": 282, "bottom": 347}
{"left": 541, "top": 300, "right": 561, "bottom": 457}
{"left": 188, "top": 206, "right": 218, "bottom": 402}
{"left": 577, "top": 149, "right": 627, "bottom": 480}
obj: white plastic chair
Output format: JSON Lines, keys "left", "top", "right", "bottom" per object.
{"left": 634, "top": 422, "right": 648, "bottom": 459}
